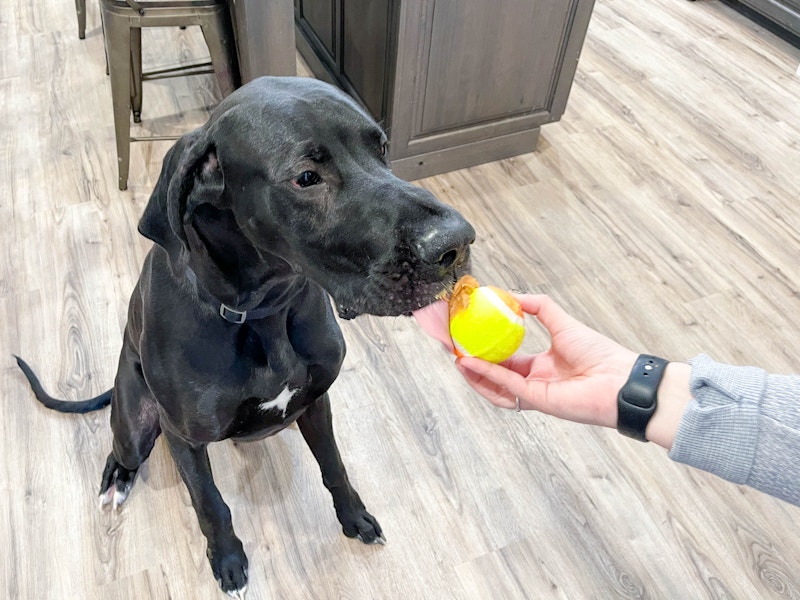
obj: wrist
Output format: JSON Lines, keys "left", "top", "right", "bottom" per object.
{"left": 644, "top": 362, "right": 691, "bottom": 449}
{"left": 617, "top": 355, "right": 670, "bottom": 441}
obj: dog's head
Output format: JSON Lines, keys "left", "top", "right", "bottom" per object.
{"left": 139, "top": 77, "right": 475, "bottom": 318}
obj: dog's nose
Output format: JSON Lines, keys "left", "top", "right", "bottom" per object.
{"left": 415, "top": 219, "right": 476, "bottom": 269}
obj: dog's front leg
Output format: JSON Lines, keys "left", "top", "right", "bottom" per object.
{"left": 164, "top": 430, "right": 248, "bottom": 598}
{"left": 298, "top": 393, "right": 385, "bottom": 544}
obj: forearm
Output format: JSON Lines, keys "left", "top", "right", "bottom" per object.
{"left": 665, "top": 354, "right": 800, "bottom": 507}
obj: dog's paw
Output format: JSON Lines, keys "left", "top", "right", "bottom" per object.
{"left": 97, "top": 482, "right": 132, "bottom": 511}
{"left": 340, "top": 509, "right": 386, "bottom": 545}
{"left": 225, "top": 584, "right": 248, "bottom": 599}
{"left": 98, "top": 454, "right": 137, "bottom": 511}
{"left": 208, "top": 541, "right": 249, "bottom": 598}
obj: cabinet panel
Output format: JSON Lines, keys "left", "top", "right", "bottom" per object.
{"left": 298, "top": 0, "right": 336, "bottom": 60}
{"left": 341, "top": 0, "right": 391, "bottom": 119}
{"left": 419, "top": 0, "right": 570, "bottom": 135}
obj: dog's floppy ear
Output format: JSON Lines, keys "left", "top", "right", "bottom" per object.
{"left": 138, "top": 127, "right": 226, "bottom": 263}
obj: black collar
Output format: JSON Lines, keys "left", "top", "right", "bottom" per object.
{"left": 185, "top": 267, "right": 280, "bottom": 324}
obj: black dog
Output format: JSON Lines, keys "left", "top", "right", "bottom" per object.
{"left": 16, "top": 76, "right": 474, "bottom": 598}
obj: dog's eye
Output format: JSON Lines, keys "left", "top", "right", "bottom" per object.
{"left": 380, "top": 142, "right": 388, "bottom": 157}
{"left": 295, "top": 171, "right": 322, "bottom": 188}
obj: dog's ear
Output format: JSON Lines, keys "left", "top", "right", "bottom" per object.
{"left": 138, "top": 127, "right": 226, "bottom": 262}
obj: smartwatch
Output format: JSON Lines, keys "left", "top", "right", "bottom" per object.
{"left": 617, "top": 354, "right": 669, "bottom": 442}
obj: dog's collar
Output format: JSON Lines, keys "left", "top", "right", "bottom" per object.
{"left": 185, "top": 267, "right": 277, "bottom": 324}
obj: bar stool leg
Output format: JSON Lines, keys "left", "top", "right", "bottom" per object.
{"left": 75, "top": 0, "right": 86, "bottom": 39}
{"left": 102, "top": 8, "right": 133, "bottom": 191}
{"left": 130, "top": 28, "right": 143, "bottom": 123}
{"left": 201, "top": 9, "right": 241, "bottom": 97}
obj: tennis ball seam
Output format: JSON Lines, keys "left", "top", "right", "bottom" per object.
{"left": 476, "top": 287, "right": 523, "bottom": 326}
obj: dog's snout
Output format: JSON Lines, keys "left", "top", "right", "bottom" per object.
{"left": 415, "top": 218, "right": 476, "bottom": 270}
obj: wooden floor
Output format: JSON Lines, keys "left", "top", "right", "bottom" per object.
{"left": 3, "top": 0, "right": 800, "bottom": 598}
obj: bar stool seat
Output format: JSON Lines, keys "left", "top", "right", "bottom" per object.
{"left": 100, "top": 0, "right": 240, "bottom": 190}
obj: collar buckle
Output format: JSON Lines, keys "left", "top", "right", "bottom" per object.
{"left": 219, "top": 304, "right": 247, "bottom": 324}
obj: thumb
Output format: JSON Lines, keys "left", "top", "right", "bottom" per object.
{"left": 514, "top": 294, "right": 576, "bottom": 337}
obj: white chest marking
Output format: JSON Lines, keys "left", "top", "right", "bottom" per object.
{"left": 258, "top": 387, "right": 296, "bottom": 418}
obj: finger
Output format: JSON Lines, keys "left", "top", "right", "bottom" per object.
{"left": 457, "top": 357, "right": 533, "bottom": 404}
{"left": 513, "top": 294, "right": 577, "bottom": 337}
{"left": 455, "top": 362, "right": 517, "bottom": 409}
{"left": 511, "top": 293, "right": 549, "bottom": 315}
{"left": 457, "top": 359, "right": 554, "bottom": 413}
{"left": 458, "top": 358, "right": 564, "bottom": 416}
{"left": 499, "top": 353, "right": 539, "bottom": 377}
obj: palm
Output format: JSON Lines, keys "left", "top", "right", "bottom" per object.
{"left": 456, "top": 295, "right": 637, "bottom": 428}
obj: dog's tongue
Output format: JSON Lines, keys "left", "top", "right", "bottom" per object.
{"left": 412, "top": 300, "right": 454, "bottom": 351}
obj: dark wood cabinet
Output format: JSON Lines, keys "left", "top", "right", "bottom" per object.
{"left": 737, "top": 0, "right": 800, "bottom": 39}
{"left": 296, "top": 0, "right": 396, "bottom": 120}
{"left": 295, "top": 0, "right": 596, "bottom": 180}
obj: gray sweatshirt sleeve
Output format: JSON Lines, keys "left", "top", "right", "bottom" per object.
{"left": 668, "top": 354, "right": 800, "bottom": 507}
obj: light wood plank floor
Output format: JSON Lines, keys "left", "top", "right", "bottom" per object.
{"left": 3, "top": 0, "right": 800, "bottom": 598}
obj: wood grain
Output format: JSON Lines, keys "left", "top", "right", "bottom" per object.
{"left": 3, "top": 0, "right": 800, "bottom": 598}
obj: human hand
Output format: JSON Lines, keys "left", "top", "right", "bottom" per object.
{"left": 456, "top": 294, "right": 638, "bottom": 427}
{"left": 414, "top": 294, "right": 691, "bottom": 444}
{"left": 414, "top": 294, "right": 638, "bottom": 428}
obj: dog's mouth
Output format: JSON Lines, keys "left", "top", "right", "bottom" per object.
{"left": 334, "top": 286, "right": 451, "bottom": 320}
{"left": 332, "top": 254, "right": 469, "bottom": 320}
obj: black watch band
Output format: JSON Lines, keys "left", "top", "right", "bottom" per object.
{"left": 617, "top": 354, "right": 670, "bottom": 442}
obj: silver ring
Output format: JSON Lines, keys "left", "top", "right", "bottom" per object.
{"left": 514, "top": 397, "right": 521, "bottom": 412}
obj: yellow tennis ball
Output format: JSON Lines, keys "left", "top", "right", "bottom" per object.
{"left": 448, "top": 275, "right": 525, "bottom": 363}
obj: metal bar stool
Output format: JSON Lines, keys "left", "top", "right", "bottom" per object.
{"left": 100, "top": 0, "right": 240, "bottom": 190}
{"left": 75, "top": 0, "right": 87, "bottom": 38}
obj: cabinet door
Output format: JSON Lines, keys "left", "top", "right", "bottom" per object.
{"left": 420, "top": 1, "right": 568, "bottom": 133}
{"left": 296, "top": 0, "right": 394, "bottom": 122}
{"left": 390, "top": 0, "right": 595, "bottom": 158}
{"left": 296, "top": 0, "right": 337, "bottom": 63}
{"left": 340, "top": 0, "right": 393, "bottom": 120}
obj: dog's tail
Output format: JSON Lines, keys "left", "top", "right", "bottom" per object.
{"left": 14, "top": 355, "right": 112, "bottom": 413}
